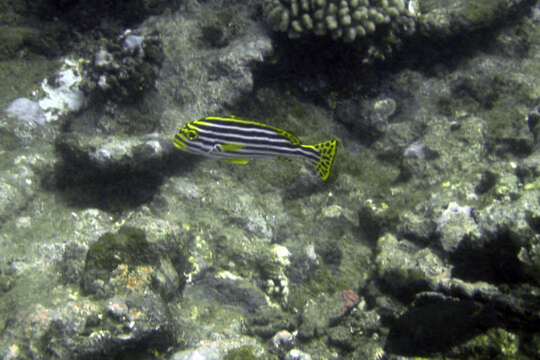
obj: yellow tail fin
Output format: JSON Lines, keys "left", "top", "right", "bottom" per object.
{"left": 312, "top": 140, "right": 338, "bottom": 181}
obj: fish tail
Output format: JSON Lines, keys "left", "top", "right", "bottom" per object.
{"left": 306, "top": 139, "right": 337, "bottom": 181}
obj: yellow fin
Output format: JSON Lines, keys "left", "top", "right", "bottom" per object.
{"left": 220, "top": 143, "right": 245, "bottom": 152}
{"left": 226, "top": 158, "right": 249, "bottom": 164}
{"left": 309, "top": 140, "right": 338, "bottom": 181}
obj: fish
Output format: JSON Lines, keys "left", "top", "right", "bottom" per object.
{"left": 173, "top": 116, "right": 338, "bottom": 180}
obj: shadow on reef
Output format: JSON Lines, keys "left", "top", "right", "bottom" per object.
{"left": 450, "top": 231, "right": 532, "bottom": 286}
{"left": 53, "top": 164, "right": 164, "bottom": 213}
{"left": 384, "top": 295, "right": 497, "bottom": 356}
{"left": 47, "top": 135, "right": 196, "bottom": 213}
{"left": 28, "top": 0, "right": 181, "bottom": 32}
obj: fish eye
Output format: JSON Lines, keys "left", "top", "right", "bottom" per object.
{"left": 182, "top": 127, "right": 198, "bottom": 140}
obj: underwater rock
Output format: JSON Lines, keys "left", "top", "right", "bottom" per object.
{"left": 419, "top": 0, "right": 537, "bottom": 37}
{"left": 403, "top": 141, "right": 426, "bottom": 159}
{"left": 155, "top": 1, "right": 273, "bottom": 117}
{"left": 0, "top": 220, "right": 195, "bottom": 359}
{"left": 528, "top": 106, "right": 540, "bottom": 147}
{"left": 0, "top": 181, "right": 28, "bottom": 224}
{"left": 448, "top": 71, "right": 536, "bottom": 156}
{"left": 193, "top": 271, "right": 268, "bottom": 313}
{"left": 270, "top": 329, "right": 297, "bottom": 353}
{"left": 0, "top": 290, "right": 175, "bottom": 359}
{"left": 1, "top": 0, "right": 540, "bottom": 359}
{"left": 170, "top": 337, "right": 264, "bottom": 360}
{"left": 298, "top": 290, "right": 362, "bottom": 339}
{"left": 396, "top": 209, "right": 437, "bottom": 244}
{"left": 55, "top": 132, "right": 173, "bottom": 174}
{"left": 375, "top": 233, "right": 450, "bottom": 301}
{"left": 455, "top": 327, "right": 521, "bottom": 359}
{"left": 247, "top": 305, "right": 298, "bottom": 339}
{"left": 334, "top": 97, "right": 394, "bottom": 145}
{"left": 81, "top": 225, "right": 185, "bottom": 299}
{"left": 81, "top": 30, "right": 164, "bottom": 105}
{"left": 436, "top": 201, "right": 480, "bottom": 253}
{"left": 57, "top": 241, "right": 87, "bottom": 285}
{"left": 0, "top": 262, "right": 16, "bottom": 295}
{"left": 285, "top": 348, "right": 312, "bottom": 360}
{"left": 0, "top": 151, "right": 53, "bottom": 225}
{"left": 475, "top": 186, "right": 540, "bottom": 284}
{"left": 5, "top": 98, "right": 46, "bottom": 125}
{"left": 3, "top": 97, "right": 56, "bottom": 145}
{"left": 82, "top": 226, "right": 156, "bottom": 294}
{"left": 38, "top": 58, "right": 87, "bottom": 123}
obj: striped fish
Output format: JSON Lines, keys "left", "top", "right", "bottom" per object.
{"left": 173, "top": 116, "right": 338, "bottom": 180}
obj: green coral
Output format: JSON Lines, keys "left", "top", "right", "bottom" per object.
{"left": 263, "top": 0, "right": 416, "bottom": 42}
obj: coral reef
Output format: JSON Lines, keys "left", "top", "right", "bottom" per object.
{"left": 263, "top": 0, "right": 416, "bottom": 42}
{"left": 1, "top": 0, "right": 540, "bottom": 359}
{"left": 263, "top": 0, "right": 417, "bottom": 62}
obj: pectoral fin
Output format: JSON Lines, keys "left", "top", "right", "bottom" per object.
{"left": 219, "top": 143, "right": 245, "bottom": 152}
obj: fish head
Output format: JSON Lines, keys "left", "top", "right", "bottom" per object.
{"left": 173, "top": 122, "right": 200, "bottom": 151}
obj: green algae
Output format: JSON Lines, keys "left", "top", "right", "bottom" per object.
{"left": 85, "top": 226, "right": 158, "bottom": 272}
{"left": 81, "top": 226, "right": 160, "bottom": 295}
{"left": 464, "top": 1, "right": 515, "bottom": 25}
{"left": 459, "top": 328, "right": 522, "bottom": 359}
{"left": 223, "top": 346, "right": 259, "bottom": 360}
{"left": 287, "top": 265, "right": 356, "bottom": 311}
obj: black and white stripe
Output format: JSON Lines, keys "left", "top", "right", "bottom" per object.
{"left": 185, "top": 119, "right": 320, "bottom": 162}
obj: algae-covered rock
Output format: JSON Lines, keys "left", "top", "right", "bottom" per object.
{"left": 436, "top": 201, "right": 480, "bottom": 253}
{"left": 247, "top": 305, "right": 298, "bottom": 339}
{"left": 2, "top": 0, "right": 540, "bottom": 359}
{"left": 419, "top": 0, "right": 536, "bottom": 36}
{"left": 0, "top": 279, "right": 176, "bottom": 359}
{"left": 223, "top": 346, "right": 260, "bottom": 360}
{"left": 81, "top": 225, "right": 186, "bottom": 299}
{"left": 195, "top": 272, "right": 268, "bottom": 313}
{"left": 80, "top": 31, "right": 164, "bottom": 105}
{"left": 0, "top": 262, "right": 16, "bottom": 294}
{"left": 335, "top": 97, "right": 396, "bottom": 145}
{"left": 155, "top": 0, "right": 273, "bottom": 117}
{"left": 298, "top": 290, "right": 361, "bottom": 339}
{"left": 82, "top": 226, "right": 159, "bottom": 294}
{"left": 375, "top": 233, "right": 450, "bottom": 301}
{"left": 455, "top": 327, "right": 520, "bottom": 358}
